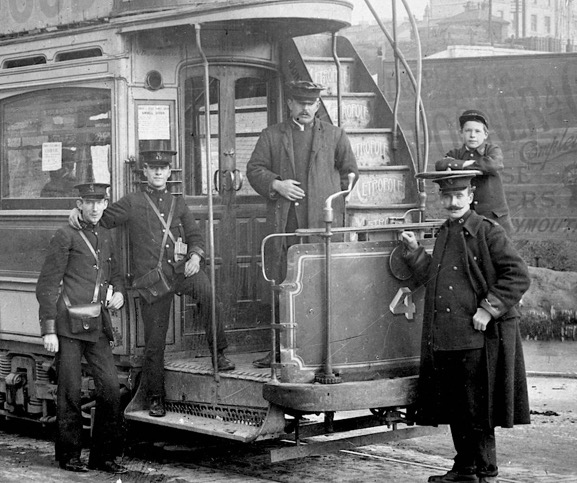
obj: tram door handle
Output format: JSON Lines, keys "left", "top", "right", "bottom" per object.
{"left": 214, "top": 150, "right": 243, "bottom": 192}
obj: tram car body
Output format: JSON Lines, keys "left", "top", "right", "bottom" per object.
{"left": 0, "top": 0, "right": 439, "bottom": 459}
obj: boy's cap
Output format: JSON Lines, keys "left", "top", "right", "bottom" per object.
{"left": 416, "top": 169, "right": 483, "bottom": 192}
{"left": 286, "top": 81, "right": 325, "bottom": 102}
{"left": 75, "top": 182, "right": 110, "bottom": 199}
{"left": 459, "top": 109, "right": 488, "bottom": 128}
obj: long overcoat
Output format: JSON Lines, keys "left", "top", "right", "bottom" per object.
{"left": 404, "top": 212, "right": 531, "bottom": 429}
{"left": 246, "top": 118, "right": 359, "bottom": 281}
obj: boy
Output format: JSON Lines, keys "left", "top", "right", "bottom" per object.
{"left": 436, "top": 110, "right": 513, "bottom": 235}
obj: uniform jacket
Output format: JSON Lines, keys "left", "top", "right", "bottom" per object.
{"left": 36, "top": 223, "right": 124, "bottom": 342}
{"left": 246, "top": 118, "right": 359, "bottom": 280}
{"left": 439, "top": 143, "right": 511, "bottom": 229}
{"left": 404, "top": 211, "right": 531, "bottom": 429}
{"left": 100, "top": 187, "right": 205, "bottom": 282}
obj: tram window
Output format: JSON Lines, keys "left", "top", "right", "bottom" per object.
{"left": 0, "top": 88, "right": 111, "bottom": 209}
{"left": 55, "top": 48, "right": 103, "bottom": 62}
{"left": 235, "top": 77, "right": 268, "bottom": 196}
{"left": 3, "top": 56, "right": 46, "bottom": 69}
{"left": 184, "top": 75, "right": 220, "bottom": 196}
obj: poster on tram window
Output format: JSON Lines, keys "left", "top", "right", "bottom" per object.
{"left": 137, "top": 105, "right": 171, "bottom": 140}
{"left": 41, "top": 142, "right": 63, "bottom": 172}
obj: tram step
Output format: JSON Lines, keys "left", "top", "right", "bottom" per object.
{"left": 301, "top": 56, "right": 356, "bottom": 95}
{"left": 322, "top": 93, "right": 377, "bottom": 129}
{"left": 346, "top": 129, "right": 394, "bottom": 168}
{"left": 124, "top": 407, "right": 285, "bottom": 443}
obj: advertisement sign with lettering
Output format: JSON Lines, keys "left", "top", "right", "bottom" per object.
{"left": 383, "top": 53, "right": 577, "bottom": 242}
{"left": 0, "top": 0, "right": 113, "bottom": 35}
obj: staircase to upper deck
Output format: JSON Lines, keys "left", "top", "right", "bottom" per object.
{"left": 283, "top": 33, "right": 421, "bottom": 237}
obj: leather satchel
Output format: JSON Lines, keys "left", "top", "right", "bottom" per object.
{"left": 67, "top": 303, "right": 102, "bottom": 333}
{"left": 132, "top": 267, "right": 172, "bottom": 304}
{"left": 63, "top": 230, "right": 103, "bottom": 334}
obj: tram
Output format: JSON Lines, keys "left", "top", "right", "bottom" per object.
{"left": 0, "top": 0, "right": 440, "bottom": 461}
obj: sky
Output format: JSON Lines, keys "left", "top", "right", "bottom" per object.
{"left": 350, "top": 0, "right": 430, "bottom": 23}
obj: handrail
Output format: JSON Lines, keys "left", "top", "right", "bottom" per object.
{"left": 363, "top": 0, "right": 429, "bottom": 175}
{"left": 195, "top": 23, "right": 220, "bottom": 382}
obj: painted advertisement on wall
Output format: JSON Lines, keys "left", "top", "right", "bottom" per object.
{"left": 0, "top": 0, "right": 113, "bottom": 35}
{"left": 384, "top": 53, "right": 577, "bottom": 242}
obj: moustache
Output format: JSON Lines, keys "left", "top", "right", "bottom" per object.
{"left": 447, "top": 206, "right": 461, "bottom": 211}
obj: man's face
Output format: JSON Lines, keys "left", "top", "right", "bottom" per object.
{"left": 76, "top": 198, "right": 108, "bottom": 225}
{"left": 440, "top": 187, "right": 474, "bottom": 220}
{"left": 143, "top": 164, "right": 171, "bottom": 190}
{"left": 461, "top": 120, "right": 488, "bottom": 149}
{"left": 287, "top": 98, "right": 320, "bottom": 125}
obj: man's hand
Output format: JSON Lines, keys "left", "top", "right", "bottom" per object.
{"left": 473, "top": 307, "right": 492, "bottom": 331}
{"left": 184, "top": 253, "right": 201, "bottom": 277}
{"left": 43, "top": 334, "right": 59, "bottom": 353}
{"left": 107, "top": 292, "right": 124, "bottom": 310}
{"left": 272, "top": 179, "right": 306, "bottom": 201}
{"left": 400, "top": 231, "right": 419, "bottom": 252}
{"left": 69, "top": 207, "right": 83, "bottom": 230}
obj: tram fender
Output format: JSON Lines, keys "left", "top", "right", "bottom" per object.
{"left": 263, "top": 375, "right": 418, "bottom": 412}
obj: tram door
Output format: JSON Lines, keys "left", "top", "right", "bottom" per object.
{"left": 181, "top": 64, "right": 279, "bottom": 352}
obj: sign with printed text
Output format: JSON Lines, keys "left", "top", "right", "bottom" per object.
{"left": 137, "top": 105, "right": 171, "bottom": 141}
{"left": 41, "top": 142, "right": 62, "bottom": 172}
{"left": 0, "top": 1, "right": 113, "bottom": 35}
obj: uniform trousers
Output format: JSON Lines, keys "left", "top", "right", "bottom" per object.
{"left": 141, "top": 269, "right": 228, "bottom": 399}
{"left": 435, "top": 348, "right": 498, "bottom": 478}
{"left": 55, "top": 334, "right": 121, "bottom": 464}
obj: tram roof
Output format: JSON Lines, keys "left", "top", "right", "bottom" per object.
{"left": 1, "top": 0, "right": 353, "bottom": 39}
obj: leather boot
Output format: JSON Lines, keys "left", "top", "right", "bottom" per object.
{"left": 428, "top": 470, "right": 479, "bottom": 482}
{"left": 252, "top": 351, "right": 272, "bottom": 368}
{"left": 216, "top": 351, "right": 235, "bottom": 371}
{"left": 148, "top": 395, "right": 166, "bottom": 417}
{"left": 478, "top": 477, "right": 498, "bottom": 483}
{"left": 59, "top": 456, "right": 88, "bottom": 472}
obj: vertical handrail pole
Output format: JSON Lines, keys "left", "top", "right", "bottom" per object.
{"left": 195, "top": 24, "right": 220, "bottom": 382}
{"left": 391, "top": 0, "right": 401, "bottom": 155}
{"left": 331, "top": 32, "right": 342, "bottom": 127}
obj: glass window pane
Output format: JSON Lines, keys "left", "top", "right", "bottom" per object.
{"left": 184, "top": 75, "right": 219, "bottom": 196}
{"left": 1, "top": 88, "right": 111, "bottom": 207}
{"left": 235, "top": 77, "right": 268, "bottom": 196}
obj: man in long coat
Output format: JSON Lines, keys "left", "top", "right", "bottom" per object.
{"left": 246, "top": 80, "right": 359, "bottom": 367}
{"left": 400, "top": 170, "right": 530, "bottom": 483}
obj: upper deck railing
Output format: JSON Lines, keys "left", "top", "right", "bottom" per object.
{"left": 362, "top": 0, "right": 429, "bottom": 178}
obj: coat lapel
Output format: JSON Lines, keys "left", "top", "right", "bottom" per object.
{"left": 280, "top": 121, "right": 296, "bottom": 176}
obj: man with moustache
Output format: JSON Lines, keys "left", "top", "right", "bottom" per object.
{"left": 400, "top": 169, "right": 530, "bottom": 483}
{"left": 246, "top": 80, "right": 359, "bottom": 367}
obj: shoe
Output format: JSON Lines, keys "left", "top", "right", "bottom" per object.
{"left": 88, "top": 459, "right": 128, "bottom": 474}
{"left": 148, "top": 396, "right": 166, "bottom": 417}
{"left": 252, "top": 351, "right": 272, "bottom": 368}
{"left": 216, "top": 352, "right": 235, "bottom": 371}
{"left": 479, "top": 477, "right": 498, "bottom": 483}
{"left": 59, "top": 456, "right": 88, "bottom": 472}
{"left": 428, "top": 471, "right": 479, "bottom": 482}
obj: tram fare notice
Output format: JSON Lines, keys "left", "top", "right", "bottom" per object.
{"left": 41, "top": 142, "right": 62, "bottom": 171}
{"left": 137, "top": 105, "right": 171, "bottom": 141}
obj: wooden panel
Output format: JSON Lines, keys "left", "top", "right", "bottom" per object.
{"left": 348, "top": 131, "right": 393, "bottom": 168}
{"left": 279, "top": 241, "right": 424, "bottom": 379}
{"left": 305, "top": 59, "right": 353, "bottom": 94}
{"left": 348, "top": 169, "right": 412, "bottom": 207}
{"left": 323, "top": 95, "right": 375, "bottom": 129}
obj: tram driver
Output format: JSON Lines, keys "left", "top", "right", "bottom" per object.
{"left": 246, "top": 80, "right": 359, "bottom": 368}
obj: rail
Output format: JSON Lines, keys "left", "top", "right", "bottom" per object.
{"left": 363, "top": 0, "right": 430, "bottom": 183}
